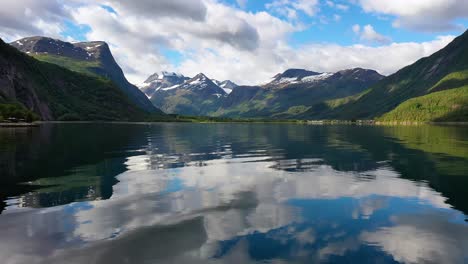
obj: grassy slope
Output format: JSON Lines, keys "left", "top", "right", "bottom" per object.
{"left": 32, "top": 54, "right": 101, "bottom": 76}
{"left": 379, "top": 85, "right": 468, "bottom": 122}
{"left": 151, "top": 89, "right": 224, "bottom": 116}
{"left": 0, "top": 39, "right": 164, "bottom": 121}
{"left": 379, "top": 69, "right": 468, "bottom": 122}
{"left": 312, "top": 30, "right": 468, "bottom": 120}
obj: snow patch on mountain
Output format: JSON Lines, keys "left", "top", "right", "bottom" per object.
{"left": 302, "top": 72, "right": 333, "bottom": 82}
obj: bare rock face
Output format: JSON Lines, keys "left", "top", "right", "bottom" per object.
{"left": 0, "top": 42, "right": 53, "bottom": 119}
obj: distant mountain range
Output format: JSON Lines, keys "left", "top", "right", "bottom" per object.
{"left": 140, "top": 29, "right": 468, "bottom": 121}
{"left": 3, "top": 29, "right": 468, "bottom": 122}
{"left": 137, "top": 67, "right": 383, "bottom": 117}
{"left": 214, "top": 68, "right": 384, "bottom": 118}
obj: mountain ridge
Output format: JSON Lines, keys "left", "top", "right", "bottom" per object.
{"left": 308, "top": 29, "right": 468, "bottom": 120}
{"left": 149, "top": 72, "right": 228, "bottom": 115}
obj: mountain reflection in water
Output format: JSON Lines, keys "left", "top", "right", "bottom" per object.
{"left": 0, "top": 123, "right": 467, "bottom": 264}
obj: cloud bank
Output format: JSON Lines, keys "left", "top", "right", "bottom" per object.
{"left": 0, "top": 0, "right": 464, "bottom": 84}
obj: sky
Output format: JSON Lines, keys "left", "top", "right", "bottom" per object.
{"left": 1, "top": 0, "right": 468, "bottom": 85}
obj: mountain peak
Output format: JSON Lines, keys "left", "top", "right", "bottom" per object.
{"left": 143, "top": 71, "right": 186, "bottom": 84}
{"left": 139, "top": 72, "right": 189, "bottom": 97}
{"left": 267, "top": 68, "right": 326, "bottom": 87}
{"left": 213, "top": 80, "right": 238, "bottom": 94}
{"left": 11, "top": 36, "right": 111, "bottom": 62}
{"left": 277, "top": 69, "right": 321, "bottom": 79}
{"left": 332, "top": 68, "right": 384, "bottom": 82}
{"left": 192, "top": 73, "right": 209, "bottom": 81}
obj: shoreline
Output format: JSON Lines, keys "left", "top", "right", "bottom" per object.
{"left": 0, "top": 122, "right": 40, "bottom": 127}
{"left": 1, "top": 120, "right": 468, "bottom": 127}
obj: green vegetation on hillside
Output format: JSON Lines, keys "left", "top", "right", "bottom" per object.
{"left": 0, "top": 39, "right": 165, "bottom": 121}
{"left": 429, "top": 70, "right": 468, "bottom": 92}
{"left": 32, "top": 54, "right": 101, "bottom": 77}
{"left": 0, "top": 103, "right": 39, "bottom": 122}
{"left": 379, "top": 86, "right": 468, "bottom": 122}
{"left": 314, "top": 30, "right": 468, "bottom": 121}
{"left": 214, "top": 72, "right": 382, "bottom": 119}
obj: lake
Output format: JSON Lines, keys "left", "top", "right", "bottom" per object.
{"left": 0, "top": 123, "right": 467, "bottom": 264}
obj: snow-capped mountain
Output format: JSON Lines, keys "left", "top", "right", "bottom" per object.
{"left": 215, "top": 68, "right": 385, "bottom": 118}
{"left": 149, "top": 73, "right": 228, "bottom": 115}
{"left": 264, "top": 68, "right": 384, "bottom": 90}
{"left": 212, "top": 80, "right": 238, "bottom": 94}
{"left": 265, "top": 69, "right": 334, "bottom": 88}
{"left": 176, "top": 73, "right": 227, "bottom": 97}
{"left": 138, "top": 71, "right": 189, "bottom": 98}
{"left": 141, "top": 67, "right": 383, "bottom": 117}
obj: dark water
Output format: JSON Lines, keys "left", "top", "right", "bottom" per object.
{"left": 0, "top": 123, "right": 468, "bottom": 264}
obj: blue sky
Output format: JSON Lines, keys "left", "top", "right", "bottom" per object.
{"left": 1, "top": 0, "right": 467, "bottom": 84}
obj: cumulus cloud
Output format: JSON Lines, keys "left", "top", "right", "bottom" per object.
{"left": 69, "top": 0, "right": 276, "bottom": 82}
{"left": 352, "top": 24, "right": 392, "bottom": 44}
{"left": 361, "top": 212, "right": 468, "bottom": 264}
{"left": 178, "top": 34, "right": 453, "bottom": 84}
{"left": 326, "top": 1, "right": 349, "bottom": 11}
{"left": 0, "top": 0, "right": 68, "bottom": 40}
{"left": 357, "top": 0, "right": 468, "bottom": 32}
{"left": 97, "top": 0, "right": 207, "bottom": 21}
{"left": 0, "top": 0, "right": 461, "bottom": 85}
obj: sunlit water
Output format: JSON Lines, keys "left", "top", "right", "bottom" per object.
{"left": 0, "top": 123, "right": 467, "bottom": 264}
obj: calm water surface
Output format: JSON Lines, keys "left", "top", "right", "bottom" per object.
{"left": 0, "top": 123, "right": 468, "bottom": 264}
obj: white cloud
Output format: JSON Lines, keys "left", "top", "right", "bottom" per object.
{"left": 177, "top": 34, "right": 453, "bottom": 85}
{"left": 0, "top": 0, "right": 461, "bottom": 86}
{"left": 326, "top": 1, "right": 349, "bottom": 11}
{"left": 353, "top": 24, "right": 392, "bottom": 44}
{"left": 357, "top": 0, "right": 468, "bottom": 32}
{"left": 352, "top": 24, "right": 361, "bottom": 34}
{"left": 336, "top": 4, "right": 349, "bottom": 11}
{"left": 69, "top": 0, "right": 292, "bottom": 82}
{"left": 361, "top": 213, "right": 468, "bottom": 264}
{"left": 0, "top": 0, "right": 69, "bottom": 41}
{"left": 266, "top": 0, "right": 320, "bottom": 18}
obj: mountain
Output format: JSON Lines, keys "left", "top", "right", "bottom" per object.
{"left": 307, "top": 29, "right": 468, "bottom": 121}
{"left": 212, "top": 80, "right": 238, "bottom": 94}
{"left": 0, "top": 38, "right": 165, "bottom": 121}
{"left": 213, "top": 68, "right": 384, "bottom": 118}
{"left": 138, "top": 72, "right": 189, "bottom": 98}
{"left": 10, "top": 36, "right": 159, "bottom": 113}
{"left": 265, "top": 69, "right": 325, "bottom": 88}
{"left": 150, "top": 73, "right": 227, "bottom": 115}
